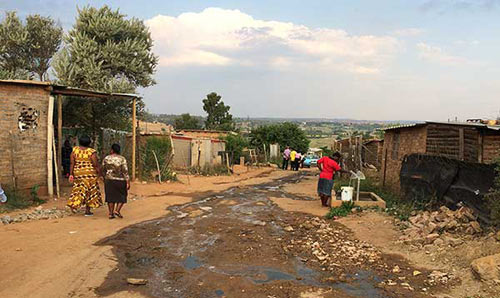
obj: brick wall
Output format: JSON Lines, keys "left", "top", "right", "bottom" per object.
{"left": 0, "top": 83, "right": 50, "bottom": 191}
{"left": 381, "top": 126, "right": 427, "bottom": 193}
{"left": 483, "top": 134, "right": 500, "bottom": 164}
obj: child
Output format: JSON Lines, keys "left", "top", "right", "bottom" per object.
{"left": 0, "top": 184, "right": 7, "bottom": 203}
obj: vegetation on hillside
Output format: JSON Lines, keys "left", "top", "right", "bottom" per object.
{"left": 174, "top": 113, "right": 202, "bottom": 130}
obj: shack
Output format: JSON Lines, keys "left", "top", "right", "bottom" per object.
{"left": 175, "top": 129, "right": 231, "bottom": 139}
{"left": 0, "top": 80, "right": 139, "bottom": 196}
{"left": 138, "top": 120, "right": 173, "bottom": 135}
{"left": 381, "top": 121, "right": 500, "bottom": 193}
{"left": 362, "top": 139, "right": 384, "bottom": 169}
{"left": 171, "top": 135, "right": 226, "bottom": 168}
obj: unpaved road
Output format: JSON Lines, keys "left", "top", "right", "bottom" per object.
{"left": 0, "top": 168, "right": 452, "bottom": 297}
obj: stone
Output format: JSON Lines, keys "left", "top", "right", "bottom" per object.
{"left": 302, "top": 222, "right": 314, "bottom": 230}
{"left": 445, "top": 220, "right": 458, "bottom": 230}
{"left": 445, "top": 236, "right": 464, "bottom": 247}
{"left": 413, "top": 270, "right": 422, "bottom": 276}
{"left": 425, "top": 233, "right": 440, "bottom": 244}
{"left": 392, "top": 265, "right": 401, "bottom": 273}
{"left": 433, "top": 238, "right": 445, "bottom": 246}
{"left": 439, "top": 206, "right": 451, "bottom": 213}
{"left": 471, "top": 253, "right": 500, "bottom": 281}
{"left": 284, "top": 226, "right": 294, "bottom": 232}
{"left": 127, "top": 278, "right": 148, "bottom": 285}
{"left": 470, "top": 221, "right": 482, "bottom": 234}
{"left": 199, "top": 207, "right": 212, "bottom": 212}
{"left": 252, "top": 220, "right": 266, "bottom": 226}
{"left": 35, "top": 206, "right": 43, "bottom": 211}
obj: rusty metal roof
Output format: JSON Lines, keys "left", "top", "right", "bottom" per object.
{"left": 381, "top": 121, "right": 500, "bottom": 132}
{"left": 0, "top": 80, "right": 140, "bottom": 100}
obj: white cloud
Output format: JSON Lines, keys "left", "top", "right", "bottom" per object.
{"left": 417, "top": 42, "right": 469, "bottom": 66}
{"left": 392, "top": 28, "right": 424, "bottom": 37}
{"left": 146, "top": 7, "right": 400, "bottom": 74}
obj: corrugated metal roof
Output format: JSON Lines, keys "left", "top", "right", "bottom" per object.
{"left": 380, "top": 123, "right": 426, "bottom": 131}
{"left": 381, "top": 121, "right": 500, "bottom": 132}
{"left": 0, "top": 80, "right": 140, "bottom": 99}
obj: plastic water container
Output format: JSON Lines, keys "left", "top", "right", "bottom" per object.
{"left": 341, "top": 186, "right": 354, "bottom": 201}
{"left": 0, "top": 185, "right": 7, "bottom": 203}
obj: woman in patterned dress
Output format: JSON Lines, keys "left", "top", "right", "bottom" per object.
{"left": 102, "top": 143, "right": 130, "bottom": 219}
{"left": 67, "top": 135, "right": 102, "bottom": 216}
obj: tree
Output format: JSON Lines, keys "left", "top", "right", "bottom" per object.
{"left": 202, "top": 92, "right": 234, "bottom": 131}
{"left": 174, "top": 113, "right": 202, "bottom": 130}
{"left": 0, "top": 12, "right": 62, "bottom": 80}
{"left": 0, "top": 12, "right": 29, "bottom": 79}
{"left": 25, "top": 15, "right": 63, "bottom": 80}
{"left": 53, "top": 5, "right": 158, "bottom": 133}
{"left": 223, "top": 133, "right": 249, "bottom": 164}
{"left": 249, "top": 122, "right": 310, "bottom": 154}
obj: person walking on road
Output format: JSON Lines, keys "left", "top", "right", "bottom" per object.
{"left": 61, "top": 140, "right": 73, "bottom": 178}
{"left": 290, "top": 149, "right": 297, "bottom": 171}
{"left": 282, "top": 146, "right": 291, "bottom": 170}
{"left": 102, "top": 144, "right": 130, "bottom": 219}
{"left": 295, "top": 152, "right": 302, "bottom": 171}
{"left": 67, "top": 135, "right": 102, "bottom": 216}
{"left": 317, "top": 152, "right": 348, "bottom": 207}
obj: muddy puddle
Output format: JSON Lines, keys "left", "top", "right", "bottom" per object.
{"left": 96, "top": 173, "right": 428, "bottom": 298}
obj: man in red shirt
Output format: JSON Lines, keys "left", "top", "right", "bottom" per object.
{"left": 317, "top": 152, "right": 347, "bottom": 207}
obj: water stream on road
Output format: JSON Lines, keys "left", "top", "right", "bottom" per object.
{"left": 98, "top": 172, "right": 388, "bottom": 298}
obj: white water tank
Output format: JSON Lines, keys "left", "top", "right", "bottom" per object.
{"left": 341, "top": 186, "right": 354, "bottom": 201}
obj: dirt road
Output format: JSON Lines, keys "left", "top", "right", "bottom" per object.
{"left": 0, "top": 168, "right": 453, "bottom": 298}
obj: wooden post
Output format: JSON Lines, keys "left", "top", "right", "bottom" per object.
{"left": 9, "top": 131, "right": 17, "bottom": 189}
{"left": 382, "top": 147, "right": 388, "bottom": 187}
{"left": 57, "top": 95, "right": 63, "bottom": 176}
{"left": 458, "top": 128, "right": 464, "bottom": 161}
{"left": 132, "top": 97, "right": 137, "bottom": 181}
{"left": 47, "top": 96, "right": 55, "bottom": 197}
{"left": 478, "top": 133, "right": 484, "bottom": 163}
{"left": 52, "top": 134, "right": 60, "bottom": 198}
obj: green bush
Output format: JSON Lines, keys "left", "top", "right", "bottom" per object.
{"left": 333, "top": 176, "right": 417, "bottom": 221}
{"left": 140, "top": 137, "right": 175, "bottom": 181}
{"left": 485, "top": 158, "right": 500, "bottom": 226}
{"left": 0, "top": 185, "right": 45, "bottom": 213}
{"left": 223, "top": 133, "right": 249, "bottom": 164}
{"left": 326, "top": 201, "right": 357, "bottom": 219}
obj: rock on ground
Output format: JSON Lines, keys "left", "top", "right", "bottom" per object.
{"left": 471, "top": 253, "right": 500, "bottom": 282}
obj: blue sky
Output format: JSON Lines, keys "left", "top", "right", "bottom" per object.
{"left": 2, "top": 0, "right": 500, "bottom": 121}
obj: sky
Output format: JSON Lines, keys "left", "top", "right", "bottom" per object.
{"left": 2, "top": 0, "right": 500, "bottom": 121}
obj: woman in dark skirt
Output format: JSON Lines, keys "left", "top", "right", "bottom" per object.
{"left": 317, "top": 152, "right": 348, "bottom": 207}
{"left": 102, "top": 144, "right": 130, "bottom": 219}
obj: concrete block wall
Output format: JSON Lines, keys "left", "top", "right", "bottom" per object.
{"left": 0, "top": 83, "right": 50, "bottom": 191}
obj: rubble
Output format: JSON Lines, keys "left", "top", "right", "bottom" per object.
{"left": 1, "top": 207, "right": 70, "bottom": 225}
{"left": 398, "top": 206, "right": 483, "bottom": 247}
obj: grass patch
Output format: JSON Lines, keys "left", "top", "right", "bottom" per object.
{"left": 333, "top": 176, "right": 420, "bottom": 221}
{"left": 325, "top": 201, "right": 359, "bottom": 219}
{"left": 0, "top": 185, "right": 46, "bottom": 213}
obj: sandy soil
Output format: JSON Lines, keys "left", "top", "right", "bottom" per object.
{"left": 1, "top": 165, "right": 495, "bottom": 298}
{"left": 0, "top": 166, "right": 287, "bottom": 298}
